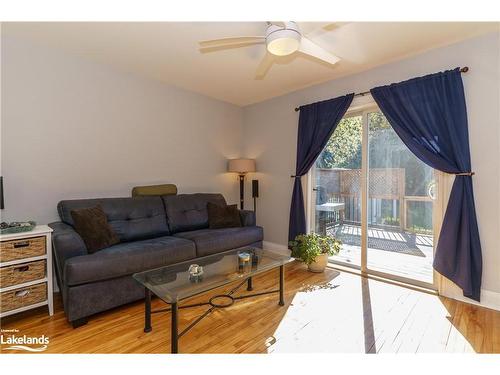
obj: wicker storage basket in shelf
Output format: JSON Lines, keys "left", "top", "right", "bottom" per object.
{"left": 0, "top": 282, "right": 47, "bottom": 312}
{"left": 0, "top": 260, "right": 46, "bottom": 288}
{"left": 0, "top": 236, "right": 46, "bottom": 263}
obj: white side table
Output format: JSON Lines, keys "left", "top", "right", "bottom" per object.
{"left": 0, "top": 225, "right": 54, "bottom": 318}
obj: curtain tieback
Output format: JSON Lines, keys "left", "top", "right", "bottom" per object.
{"left": 454, "top": 171, "right": 475, "bottom": 176}
{"left": 290, "top": 175, "right": 302, "bottom": 178}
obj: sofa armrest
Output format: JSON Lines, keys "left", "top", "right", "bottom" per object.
{"left": 239, "top": 210, "right": 256, "bottom": 227}
{"left": 49, "top": 222, "right": 88, "bottom": 286}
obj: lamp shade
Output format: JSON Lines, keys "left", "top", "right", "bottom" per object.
{"left": 227, "top": 159, "right": 256, "bottom": 174}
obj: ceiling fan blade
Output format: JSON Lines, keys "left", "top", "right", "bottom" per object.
{"left": 199, "top": 41, "right": 265, "bottom": 53}
{"left": 298, "top": 22, "right": 349, "bottom": 39}
{"left": 324, "top": 22, "right": 350, "bottom": 30}
{"left": 298, "top": 37, "right": 340, "bottom": 65}
{"left": 268, "top": 21, "right": 286, "bottom": 27}
{"left": 199, "top": 36, "right": 265, "bottom": 48}
{"left": 297, "top": 22, "right": 327, "bottom": 35}
{"left": 255, "top": 52, "right": 275, "bottom": 80}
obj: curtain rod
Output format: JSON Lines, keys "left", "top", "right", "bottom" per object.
{"left": 294, "top": 66, "right": 469, "bottom": 112}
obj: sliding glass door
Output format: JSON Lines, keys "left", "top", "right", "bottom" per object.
{"left": 310, "top": 105, "right": 438, "bottom": 287}
{"left": 312, "top": 114, "right": 363, "bottom": 267}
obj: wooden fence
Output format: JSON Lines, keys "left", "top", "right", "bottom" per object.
{"left": 315, "top": 168, "right": 432, "bottom": 231}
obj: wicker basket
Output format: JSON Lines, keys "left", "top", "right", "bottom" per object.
{"left": 0, "top": 282, "right": 47, "bottom": 313}
{"left": 0, "top": 236, "right": 46, "bottom": 263}
{"left": 0, "top": 260, "right": 46, "bottom": 288}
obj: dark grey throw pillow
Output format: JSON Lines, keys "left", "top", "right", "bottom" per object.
{"left": 207, "top": 202, "right": 242, "bottom": 229}
{"left": 70, "top": 205, "right": 119, "bottom": 253}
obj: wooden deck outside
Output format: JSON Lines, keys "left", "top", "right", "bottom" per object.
{"left": 328, "top": 224, "right": 434, "bottom": 284}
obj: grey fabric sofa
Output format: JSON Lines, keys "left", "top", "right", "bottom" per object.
{"left": 49, "top": 193, "right": 263, "bottom": 327}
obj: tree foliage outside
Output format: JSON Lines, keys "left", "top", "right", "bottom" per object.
{"left": 316, "top": 111, "right": 433, "bottom": 196}
{"left": 316, "top": 116, "right": 362, "bottom": 169}
{"left": 368, "top": 112, "right": 433, "bottom": 197}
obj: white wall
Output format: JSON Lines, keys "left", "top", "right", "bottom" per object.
{"left": 1, "top": 34, "right": 243, "bottom": 224}
{"left": 242, "top": 32, "right": 500, "bottom": 307}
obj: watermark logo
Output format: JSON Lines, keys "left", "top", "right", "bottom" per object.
{"left": 1, "top": 329, "right": 49, "bottom": 352}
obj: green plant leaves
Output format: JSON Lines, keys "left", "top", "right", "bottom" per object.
{"left": 288, "top": 233, "right": 341, "bottom": 265}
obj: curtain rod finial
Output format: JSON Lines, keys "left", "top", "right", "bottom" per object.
{"left": 294, "top": 107, "right": 300, "bottom": 112}
{"left": 460, "top": 66, "right": 469, "bottom": 73}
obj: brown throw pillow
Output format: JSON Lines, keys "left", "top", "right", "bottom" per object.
{"left": 70, "top": 205, "right": 119, "bottom": 253}
{"left": 207, "top": 202, "right": 242, "bottom": 229}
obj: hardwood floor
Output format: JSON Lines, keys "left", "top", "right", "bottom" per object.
{"left": 1, "top": 261, "right": 499, "bottom": 353}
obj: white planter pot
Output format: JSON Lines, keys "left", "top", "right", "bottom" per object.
{"left": 307, "top": 253, "right": 329, "bottom": 273}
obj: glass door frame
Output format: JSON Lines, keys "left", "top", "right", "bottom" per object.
{"left": 307, "top": 101, "right": 442, "bottom": 290}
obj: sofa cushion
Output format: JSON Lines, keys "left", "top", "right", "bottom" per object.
{"left": 70, "top": 205, "right": 120, "bottom": 253}
{"left": 239, "top": 210, "right": 256, "bottom": 227}
{"left": 207, "top": 202, "right": 242, "bottom": 229}
{"left": 64, "top": 236, "right": 196, "bottom": 286}
{"left": 58, "top": 197, "right": 169, "bottom": 242}
{"left": 163, "top": 193, "right": 227, "bottom": 234}
{"left": 173, "top": 226, "right": 264, "bottom": 257}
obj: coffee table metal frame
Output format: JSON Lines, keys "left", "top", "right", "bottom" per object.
{"left": 142, "top": 265, "right": 285, "bottom": 353}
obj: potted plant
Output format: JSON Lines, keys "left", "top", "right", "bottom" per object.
{"left": 289, "top": 233, "right": 341, "bottom": 272}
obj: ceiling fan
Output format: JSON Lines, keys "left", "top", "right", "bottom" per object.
{"left": 198, "top": 22, "right": 341, "bottom": 79}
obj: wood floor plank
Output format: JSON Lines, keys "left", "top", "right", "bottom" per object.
{"left": 1, "top": 261, "right": 498, "bottom": 354}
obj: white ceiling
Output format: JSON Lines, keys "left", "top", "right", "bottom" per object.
{"left": 3, "top": 22, "right": 499, "bottom": 106}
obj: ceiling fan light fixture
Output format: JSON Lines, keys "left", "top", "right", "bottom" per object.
{"left": 265, "top": 24, "right": 301, "bottom": 56}
{"left": 267, "top": 36, "right": 300, "bottom": 56}
{"left": 199, "top": 21, "right": 341, "bottom": 79}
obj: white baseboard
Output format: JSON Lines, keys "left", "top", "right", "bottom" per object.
{"left": 474, "top": 289, "right": 500, "bottom": 311}
{"left": 440, "top": 279, "right": 500, "bottom": 311}
{"left": 262, "top": 241, "right": 291, "bottom": 256}
{"left": 480, "top": 290, "right": 500, "bottom": 311}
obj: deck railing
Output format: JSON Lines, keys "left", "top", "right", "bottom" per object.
{"left": 315, "top": 168, "right": 433, "bottom": 233}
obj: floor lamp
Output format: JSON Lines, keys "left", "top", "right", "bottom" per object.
{"left": 227, "top": 159, "right": 256, "bottom": 210}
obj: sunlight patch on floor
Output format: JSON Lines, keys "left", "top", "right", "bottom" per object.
{"left": 264, "top": 269, "right": 477, "bottom": 353}
{"left": 267, "top": 274, "right": 368, "bottom": 353}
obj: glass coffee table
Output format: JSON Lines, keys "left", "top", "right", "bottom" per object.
{"left": 133, "top": 247, "right": 292, "bottom": 353}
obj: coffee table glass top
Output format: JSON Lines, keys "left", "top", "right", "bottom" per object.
{"left": 133, "top": 247, "right": 292, "bottom": 303}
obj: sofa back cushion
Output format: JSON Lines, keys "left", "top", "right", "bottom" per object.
{"left": 163, "top": 193, "right": 226, "bottom": 233}
{"left": 58, "top": 197, "right": 169, "bottom": 242}
{"left": 70, "top": 205, "right": 120, "bottom": 253}
{"left": 207, "top": 202, "right": 242, "bottom": 229}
